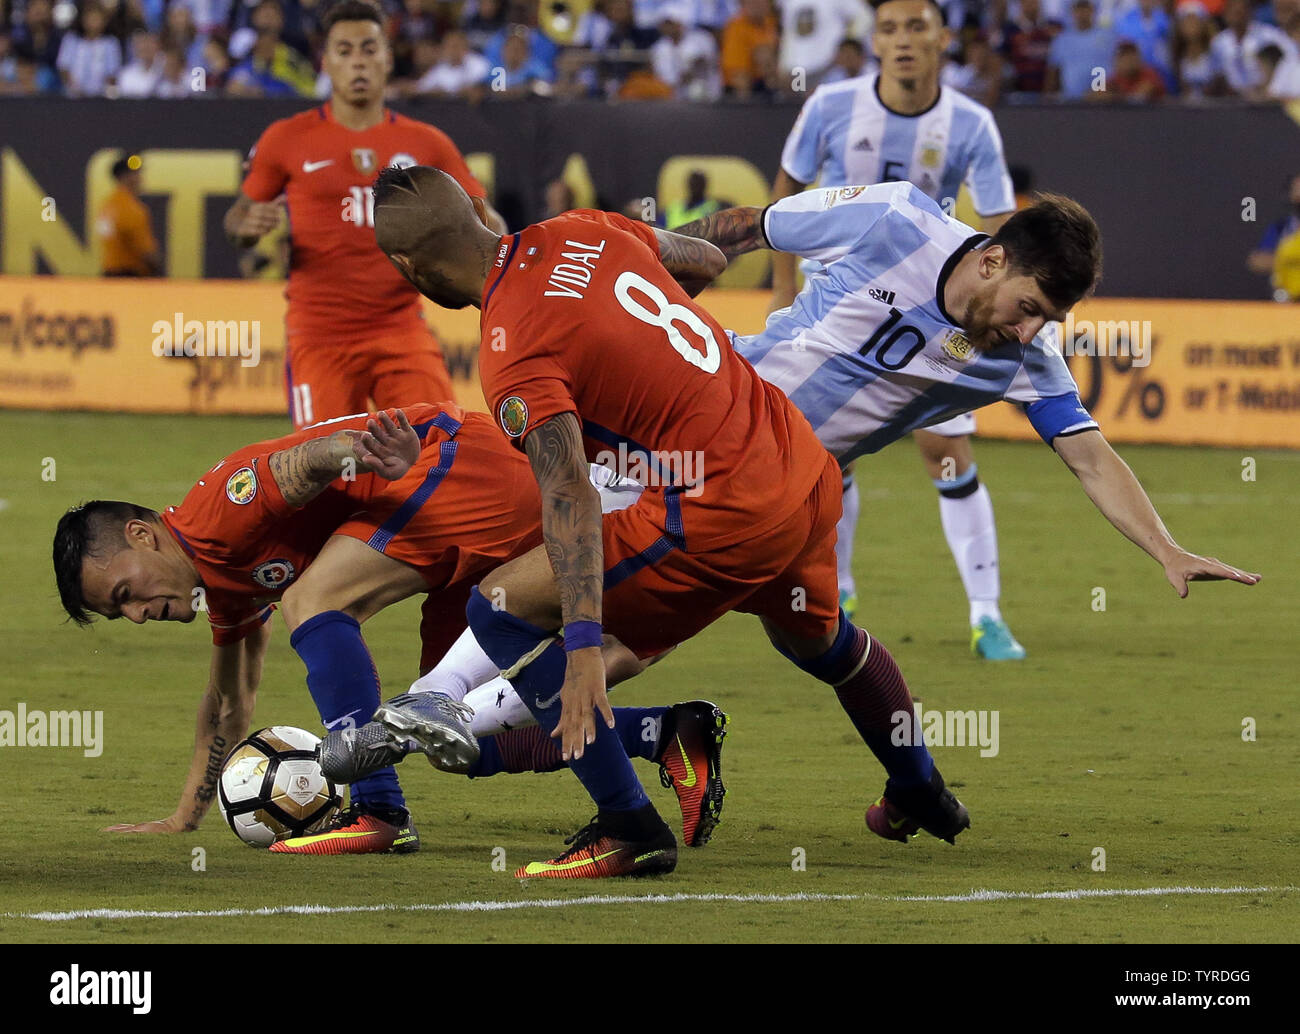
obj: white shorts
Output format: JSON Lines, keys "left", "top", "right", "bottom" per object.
{"left": 920, "top": 412, "right": 977, "bottom": 438}
{"left": 590, "top": 463, "right": 644, "bottom": 513}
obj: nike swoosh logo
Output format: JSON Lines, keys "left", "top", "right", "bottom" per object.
{"left": 291, "top": 830, "right": 380, "bottom": 844}
{"left": 888, "top": 813, "right": 909, "bottom": 831}
{"left": 536, "top": 689, "right": 562, "bottom": 709}
{"left": 523, "top": 848, "right": 619, "bottom": 874}
{"left": 302, "top": 159, "right": 334, "bottom": 173}
{"left": 673, "top": 735, "right": 697, "bottom": 788}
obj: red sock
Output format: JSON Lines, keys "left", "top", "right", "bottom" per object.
{"left": 832, "top": 628, "right": 915, "bottom": 736}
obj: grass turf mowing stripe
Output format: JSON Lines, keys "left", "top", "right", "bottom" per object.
{"left": 8, "top": 886, "right": 1291, "bottom": 922}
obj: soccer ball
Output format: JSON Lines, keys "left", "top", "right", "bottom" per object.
{"left": 217, "top": 726, "right": 341, "bottom": 848}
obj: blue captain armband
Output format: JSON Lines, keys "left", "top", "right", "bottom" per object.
{"left": 1024, "top": 393, "right": 1098, "bottom": 445}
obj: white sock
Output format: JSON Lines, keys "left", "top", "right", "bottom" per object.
{"left": 835, "top": 474, "right": 859, "bottom": 598}
{"left": 937, "top": 481, "right": 1002, "bottom": 625}
{"left": 408, "top": 626, "right": 500, "bottom": 702}
{"left": 463, "top": 676, "right": 537, "bottom": 736}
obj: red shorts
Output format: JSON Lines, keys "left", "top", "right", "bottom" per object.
{"left": 286, "top": 321, "right": 457, "bottom": 428}
{"left": 600, "top": 452, "right": 843, "bottom": 659}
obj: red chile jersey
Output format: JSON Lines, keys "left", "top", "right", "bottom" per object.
{"left": 160, "top": 402, "right": 537, "bottom": 645}
{"left": 241, "top": 103, "right": 485, "bottom": 340}
{"left": 478, "top": 210, "right": 830, "bottom": 551}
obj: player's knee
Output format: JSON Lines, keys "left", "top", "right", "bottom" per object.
{"left": 278, "top": 583, "right": 328, "bottom": 634}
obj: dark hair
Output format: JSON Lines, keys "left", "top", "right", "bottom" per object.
{"left": 1257, "top": 43, "right": 1283, "bottom": 67}
{"left": 54, "top": 501, "right": 159, "bottom": 626}
{"left": 373, "top": 163, "right": 417, "bottom": 207}
{"left": 989, "top": 193, "right": 1102, "bottom": 307}
{"left": 838, "top": 37, "right": 866, "bottom": 55}
{"left": 111, "top": 154, "right": 139, "bottom": 179}
{"left": 322, "top": 0, "right": 384, "bottom": 37}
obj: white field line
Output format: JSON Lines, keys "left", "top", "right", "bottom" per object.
{"left": 5, "top": 885, "right": 1292, "bottom": 922}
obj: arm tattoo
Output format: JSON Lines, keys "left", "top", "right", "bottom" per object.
{"left": 525, "top": 414, "right": 602, "bottom": 627}
{"left": 671, "top": 206, "right": 765, "bottom": 261}
{"left": 269, "top": 434, "right": 350, "bottom": 508}
{"left": 654, "top": 230, "right": 727, "bottom": 286}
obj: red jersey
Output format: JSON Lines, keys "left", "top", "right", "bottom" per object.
{"left": 241, "top": 103, "right": 485, "bottom": 340}
{"left": 161, "top": 402, "right": 539, "bottom": 645}
{"left": 478, "top": 210, "right": 829, "bottom": 551}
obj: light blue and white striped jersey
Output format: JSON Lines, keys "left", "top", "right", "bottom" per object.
{"left": 734, "top": 183, "right": 1097, "bottom": 464}
{"left": 781, "top": 74, "right": 1015, "bottom": 218}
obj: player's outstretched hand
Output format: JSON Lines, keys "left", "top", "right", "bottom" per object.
{"left": 552, "top": 646, "right": 615, "bottom": 762}
{"left": 1163, "top": 550, "right": 1261, "bottom": 598}
{"left": 104, "top": 816, "right": 187, "bottom": 834}
{"left": 349, "top": 409, "right": 420, "bottom": 481}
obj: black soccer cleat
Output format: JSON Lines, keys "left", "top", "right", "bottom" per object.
{"left": 867, "top": 765, "right": 970, "bottom": 845}
{"left": 655, "top": 700, "right": 729, "bottom": 847}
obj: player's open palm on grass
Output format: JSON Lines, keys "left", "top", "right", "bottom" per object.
{"left": 1163, "top": 550, "right": 1261, "bottom": 598}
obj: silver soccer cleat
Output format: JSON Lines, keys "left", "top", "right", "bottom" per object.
{"left": 374, "top": 692, "right": 480, "bottom": 775}
{"left": 318, "top": 719, "right": 411, "bottom": 784}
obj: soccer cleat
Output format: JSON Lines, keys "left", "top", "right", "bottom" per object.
{"left": 656, "top": 700, "right": 728, "bottom": 847}
{"left": 515, "top": 811, "right": 677, "bottom": 879}
{"left": 865, "top": 766, "right": 970, "bottom": 845}
{"left": 839, "top": 588, "right": 858, "bottom": 622}
{"left": 318, "top": 720, "right": 411, "bottom": 784}
{"left": 971, "top": 616, "right": 1026, "bottom": 661}
{"left": 374, "top": 692, "right": 480, "bottom": 774}
{"left": 865, "top": 795, "right": 919, "bottom": 842}
{"left": 269, "top": 804, "right": 421, "bottom": 855}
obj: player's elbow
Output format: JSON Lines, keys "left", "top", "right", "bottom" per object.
{"left": 699, "top": 241, "right": 727, "bottom": 281}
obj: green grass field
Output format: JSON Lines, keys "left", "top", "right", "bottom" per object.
{"left": 0, "top": 410, "right": 1295, "bottom": 944}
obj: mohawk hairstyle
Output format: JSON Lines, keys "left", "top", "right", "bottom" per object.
{"left": 372, "top": 163, "right": 420, "bottom": 207}
{"left": 53, "top": 500, "right": 159, "bottom": 626}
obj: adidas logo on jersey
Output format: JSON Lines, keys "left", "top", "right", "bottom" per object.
{"left": 853, "top": 138, "right": 874, "bottom": 152}
{"left": 868, "top": 287, "right": 896, "bottom": 305}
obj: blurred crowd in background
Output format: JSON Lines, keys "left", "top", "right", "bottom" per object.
{"left": 1, "top": 0, "right": 1298, "bottom": 103}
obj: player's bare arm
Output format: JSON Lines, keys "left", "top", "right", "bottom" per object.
{"left": 770, "top": 169, "right": 808, "bottom": 312}
{"left": 524, "top": 412, "right": 611, "bottom": 761}
{"left": 269, "top": 409, "right": 420, "bottom": 507}
{"left": 105, "top": 623, "right": 268, "bottom": 834}
{"left": 651, "top": 228, "right": 727, "bottom": 297}
{"left": 1052, "top": 428, "right": 1261, "bottom": 597}
{"left": 223, "top": 193, "right": 283, "bottom": 249}
{"left": 673, "top": 206, "right": 767, "bottom": 262}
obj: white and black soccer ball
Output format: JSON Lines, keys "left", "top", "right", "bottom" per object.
{"left": 217, "top": 726, "right": 341, "bottom": 848}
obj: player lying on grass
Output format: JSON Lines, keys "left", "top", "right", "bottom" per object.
{"left": 51, "top": 405, "right": 728, "bottom": 854}
{"left": 671, "top": 183, "right": 1261, "bottom": 601}
{"left": 370, "top": 165, "right": 969, "bottom": 880}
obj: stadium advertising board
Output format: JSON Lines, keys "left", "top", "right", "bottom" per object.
{"left": 0, "top": 278, "right": 1294, "bottom": 448}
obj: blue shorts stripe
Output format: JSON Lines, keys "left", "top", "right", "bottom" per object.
{"left": 411, "top": 411, "right": 462, "bottom": 442}
{"left": 604, "top": 535, "right": 678, "bottom": 591}
{"left": 367, "top": 439, "right": 458, "bottom": 553}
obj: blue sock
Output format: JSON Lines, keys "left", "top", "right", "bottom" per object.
{"left": 466, "top": 587, "right": 649, "bottom": 811}
{"left": 289, "top": 610, "right": 406, "bottom": 813}
{"left": 469, "top": 706, "right": 669, "bottom": 778}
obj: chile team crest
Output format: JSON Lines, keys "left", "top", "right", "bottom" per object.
{"left": 252, "top": 559, "right": 296, "bottom": 590}
{"left": 352, "top": 148, "right": 377, "bottom": 174}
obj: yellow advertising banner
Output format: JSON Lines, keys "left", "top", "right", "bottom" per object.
{"left": 1, "top": 279, "right": 1296, "bottom": 450}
